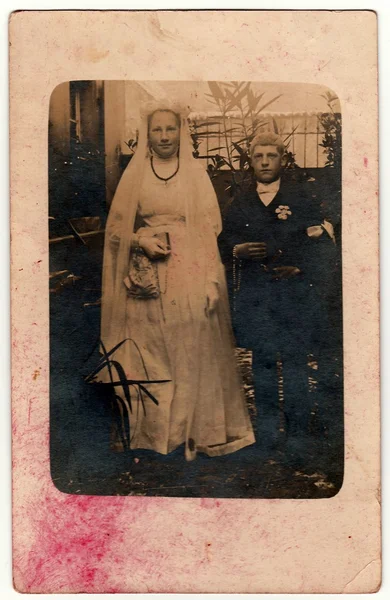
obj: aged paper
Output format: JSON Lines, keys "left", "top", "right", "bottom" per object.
{"left": 10, "top": 10, "right": 380, "bottom": 593}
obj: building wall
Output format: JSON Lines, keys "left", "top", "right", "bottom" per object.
{"left": 104, "top": 81, "right": 126, "bottom": 206}
{"left": 49, "top": 82, "right": 71, "bottom": 155}
{"left": 104, "top": 81, "right": 156, "bottom": 205}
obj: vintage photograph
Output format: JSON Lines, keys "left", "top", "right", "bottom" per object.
{"left": 49, "top": 80, "right": 343, "bottom": 498}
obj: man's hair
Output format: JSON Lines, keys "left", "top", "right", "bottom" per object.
{"left": 249, "top": 132, "right": 286, "bottom": 159}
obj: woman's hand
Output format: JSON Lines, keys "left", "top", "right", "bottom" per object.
{"left": 205, "top": 282, "right": 219, "bottom": 316}
{"left": 138, "top": 236, "right": 171, "bottom": 260}
{"left": 235, "top": 242, "right": 267, "bottom": 260}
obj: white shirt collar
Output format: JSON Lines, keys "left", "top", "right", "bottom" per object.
{"left": 256, "top": 178, "right": 281, "bottom": 206}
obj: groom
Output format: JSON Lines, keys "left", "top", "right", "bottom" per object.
{"left": 218, "top": 132, "right": 335, "bottom": 457}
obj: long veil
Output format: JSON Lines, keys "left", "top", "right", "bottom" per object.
{"left": 101, "top": 102, "right": 223, "bottom": 353}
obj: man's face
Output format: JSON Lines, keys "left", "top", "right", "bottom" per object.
{"left": 148, "top": 111, "right": 180, "bottom": 159}
{"left": 251, "top": 144, "right": 286, "bottom": 183}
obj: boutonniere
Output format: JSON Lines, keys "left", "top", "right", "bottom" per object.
{"left": 275, "top": 205, "right": 292, "bottom": 220}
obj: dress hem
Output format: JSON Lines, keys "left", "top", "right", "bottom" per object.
{"left": 196, "top": 433, "right": 256, "bottom": 458}
{"left": 128, "top": 432, "right": 256, "bottom": 460}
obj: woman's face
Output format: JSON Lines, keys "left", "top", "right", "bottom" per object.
{"left": 148, "top": 111, "right": 180, "bottom": 159}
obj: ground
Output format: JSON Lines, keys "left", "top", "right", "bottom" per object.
{"left": 49, "top": 242, "right": 343, "bottom": 499}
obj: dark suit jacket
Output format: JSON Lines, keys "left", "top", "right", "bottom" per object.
{"left": 218, "top": 177, "right": 335, "bottom": 351}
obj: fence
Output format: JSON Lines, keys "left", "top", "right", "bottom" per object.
{"left": 190, "top": 111, "right": 332, "bottom": 170}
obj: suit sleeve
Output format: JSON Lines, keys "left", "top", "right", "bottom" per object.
{"left": 301, "top": 194, "right": 338, "bottom": 285}
{"left": 217, "top": 199, "right": 247, "bottom": 267}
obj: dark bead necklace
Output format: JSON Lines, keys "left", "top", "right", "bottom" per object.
{"left": 150, "top": 154, "right": 180, "bottom": 183}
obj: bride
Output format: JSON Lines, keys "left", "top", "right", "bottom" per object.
{"left": 101, "top": 102, "right": 254, "bottom": 460}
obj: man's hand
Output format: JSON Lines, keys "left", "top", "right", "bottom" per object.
{"left": 139, "top": 236, "right": 171, "bottom": 260}
{"left": 272, "top": 266, "right": 301, "bottom": 280}
{"left": 306, "top": 225, "right": 324, "bottom": 239}
{"left": 235, "top": 242, "right": 267, "bottom": 260}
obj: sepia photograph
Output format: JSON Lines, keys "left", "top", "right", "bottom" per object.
{"left": 49, "top": 80, "right": 343, "bottom": 498}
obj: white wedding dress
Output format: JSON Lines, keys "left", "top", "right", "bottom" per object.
{"left": 110, "top": 156, "right": 255, "bottom": 458}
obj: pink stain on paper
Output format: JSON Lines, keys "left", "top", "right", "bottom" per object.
{"left": 13, "top": 480, "right": 151, "bottom": 593}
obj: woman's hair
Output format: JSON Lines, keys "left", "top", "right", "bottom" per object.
{"left": 147, "top": 109, "right": 181, "bottom": 131}
{"left": 249, "top": 132, "right": 286, "bottom": 158}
